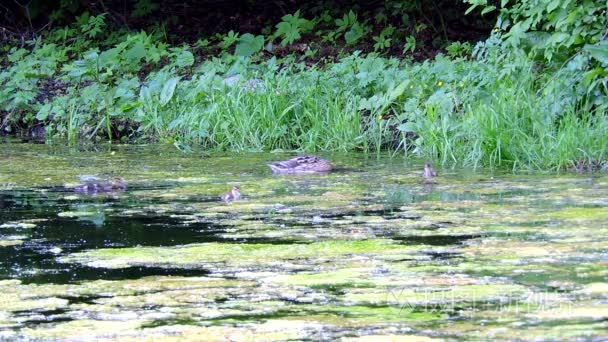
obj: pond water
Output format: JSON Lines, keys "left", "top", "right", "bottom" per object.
{"left": 1, "top": 141, "right": 607, "bottom": 341}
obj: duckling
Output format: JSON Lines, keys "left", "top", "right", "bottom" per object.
{"left": 74, "top": 175, "right": 127, "bottom": 193}
{"left": 423, "top": 162, "right": 437, "bottom": 183}
{"left": 221, "top": 186, "right": 241, "bottom": 203}
{"left": 267, "top": 156, "right": 332, "bottom": 174}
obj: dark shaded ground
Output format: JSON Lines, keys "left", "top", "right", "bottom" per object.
{"left": 1, "top": 0, "right": 495, "bottom": 57}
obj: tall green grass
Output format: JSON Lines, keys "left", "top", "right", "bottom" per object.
{"left": 2, "top": 32, "right": 606, "bottom": 171}
{"left": 409, "top": 57, "right": 608, "bottom": 170}
{"left": 135, "top": 71, "right": 366, "bottom": 151}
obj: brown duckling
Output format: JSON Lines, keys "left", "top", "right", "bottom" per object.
{"left": 221, "top": 186, "right": 241, "bottom": 203}
{"left": 267, "top": 156, "right": 332, "bottom": 174}
{"left": 423, "top": 162, "right": 437, "bottom": 183}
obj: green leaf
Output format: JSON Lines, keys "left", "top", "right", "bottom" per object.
{"left": 547, "top": 32, "right": 569, "bottom": 45}
{"left": 176, "top": 50, "right": 194, "bottom": 68}
{"left": 8, "top": 48, "right": 28, "bottom": 63}
{"left": 235, "top": 34, "right": 264, "bottom": 57}
{"left": 397, "top": 123, "right": 415, "bottom": 132}
{"left": 67, "top": 62, "right": 88, "bottom": 78}
{"left": 168, "top": 117, "right": 183, "bottom": 130}
{"left": 582, "top": 67, "right": 607, "bottom": 87}
{"left": 273, "top": 10, "right": 313, "bottom": 46}
{"left": 389, "top": 80, "right": 409, "bottom": 101}
{"left": 584, "top": 41, "right": 608, "bottom": 64}
{"left": 276, "top": 22, "right": 301, "bottom": 46}
{"left": 84, "top": 51, "right": 99, "bottom": 61}
{"left": 481, "top": 5, "right": 496, "bottom": 15}
{"left": 125, "top": 42, "right": 146, "bottom": 63}
{"left": 546, "top": 0, "right": 560, "bottom": 13}
{"left": 36, "top": 103, "right": 52, "bottom": 121}
{"left": 465, "top": 4, "right": 479, "bottom": 15}
{"left": 335, "top": 10, "right": 357, "bottom": 32}
{"left": 159, "top": 77, "right": 180, "bottom": 106}
{"left": 120, "top": 101, "right": 142, "bottom": 113}
{"left": 345, "top": 23, "right": 364, "bottom": 45}
{"left": 98, "top": 48, "right": 120, "bottom": 68}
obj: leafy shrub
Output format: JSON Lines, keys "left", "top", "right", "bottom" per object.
{"left": 334, "top": 11, "right": 369, "bottom": 45}
{"left": 446, "top": 41, "right": 472, "bottom": 58}
{"left": 373, "top": 26, "right": 395, "bottom": 52}
{"left": 403, "top": 36, "right": 417, "bottom": 54}
{"left": 464, "top": 0, "right": 608, "bottom": 111}
{"left": 218, "top": 31, "right": 240, "bottom": 50}
{"left": 78, "top": 13, "right": 107, "bottom": 39}
{"left": 273, "top": 10, "right": 315, "bottom": 46}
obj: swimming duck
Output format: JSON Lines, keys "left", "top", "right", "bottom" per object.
{"left": 221, "top": 186, "right": 241, "bottom": 203}
{"left": 423, "top": 162, "right": 437, "bottom": 183}
{"left": 74, "top": 175, "right": 127, "bottom": 193}
{"left": 267, "top": 156, "right": 332, "bottom": 174}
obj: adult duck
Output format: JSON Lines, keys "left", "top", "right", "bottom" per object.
{"left": 267, "top": 156, "right": 332, "bottom": 174}
{"left": 74, "top": 175, "right": 127, "bottom": 193}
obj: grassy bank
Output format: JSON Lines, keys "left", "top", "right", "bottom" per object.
{"left": 1, "top": 26, "right": 607, "bottom": 171}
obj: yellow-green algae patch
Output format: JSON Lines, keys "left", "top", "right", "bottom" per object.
{"left": 0, "top": 239, "right": 23, "bottom": 247}
{"left": 270, "top": 267, "right": 377, "bottom": 287}
{"left": 0, "top": 223, "right": 36, "bottom": 229}
{"left": 61, "top": 239, "right": 425, "bottom": 269}
{"left": 0, "top": 234, "right": 26, "bottom": 246}
{"left": 21, "top": 319, "right": 149, "bottom": 341}
{"left": 443, "top": 321, "right": 608, "bottom": 341}
{"left": 0, "top": 280, "right": 70, "bottom": 312}
{"left": 57, "top": 210, "right": 101, "bottom": 218}
{"left": 115, "top": 320, "right": 316, "bottom": 342}
{"left": 577, "top": 282, "right": 608, "bottom": 296}
{"left": 345, "top": 335, "right": 442, "bottom": 342}
{"left": 280, "top": 305, "right": 445, "bottom": 325}
{"left": 531, "top": 305, "right": 608, "bottom": 320}
{"left": 549, "top": 207, "right": 608, "bottom": 221}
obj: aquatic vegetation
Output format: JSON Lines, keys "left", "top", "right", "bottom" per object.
{"left": 0, "top": 143, "right": 607, "bottom": 340}
{"left": 60, "top": 239, "right": 425, "bottom": 270}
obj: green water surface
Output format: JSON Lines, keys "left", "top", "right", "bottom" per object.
{"left": 0, "top": 141, "right": 607, "bottom": 341}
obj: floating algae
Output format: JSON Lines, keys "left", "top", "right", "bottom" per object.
{"left": 0, "top": 142, "right": 607, "bottom": 340}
